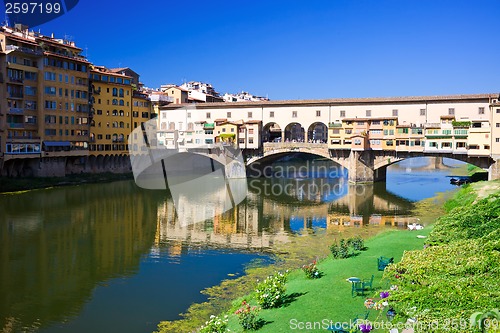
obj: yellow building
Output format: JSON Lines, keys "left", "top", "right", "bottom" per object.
{"left": 0, "top": 24, "right": 91, "bottom": 160}
{"left": 161, "top": 86, "right": 189, "bottom": 104}
{"left": 132, "top": 90, "right": 153, "bottom": 145}
{"left": 214, "top": 119, "right": 240, "bottom": 145}
{"left": 89, "top": 66, "right": 133, "bottom": 155}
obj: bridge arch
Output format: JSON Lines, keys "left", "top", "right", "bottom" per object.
{"left": 284, "top": 122, "right": 305, "bottom": 142}
{"left": 263, "top": 122, "right": 282, "bottom": 142}
{"left": 307, "top": 122, "right": 328, "bottom": 143}
{"left": 372, "top": 152, "right": 493, "bottom": 172}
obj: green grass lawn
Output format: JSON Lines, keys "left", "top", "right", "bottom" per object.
{"left": 226, "top": 227, "right": 432, "bottom": 332}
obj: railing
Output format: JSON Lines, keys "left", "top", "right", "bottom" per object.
{"left": 9, "top": 77, "right": 23, "bottom": 83}
{"left": 8, "top": 92, "right": 24, "bottom": 99}
{"left": 6, "top": 45, "right": 43, "bottom": 57}
{"left": 8, "top": 123, "right": 24, "bottom": 129}
{"left": 263, "top": 142, "right": 328, "bottom": 151}
{"left": 8, "top": 108, "right": 23, "bottom": 114}
{"left": 329, "top": 122, "right": 343, "bottom": 128}
{"left": 203, "top": 123, "right": 215, "bottom": 129}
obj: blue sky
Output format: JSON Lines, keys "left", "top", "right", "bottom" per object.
{"left": 13, "top": 0, "right": 500, "bottom": 100}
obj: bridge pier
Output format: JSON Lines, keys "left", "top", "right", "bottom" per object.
{"left": 348, "top": 150, "right": 386, "bottom": 184}
{"left": 488, "top": 158, "right": 500, "bottom": 181}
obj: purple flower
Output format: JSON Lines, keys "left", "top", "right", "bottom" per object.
{"left": 380, "top": 291, "right": 390, "bottom": 299}
{"left": 359, "top": 323, "right": 372, "bottom": 333}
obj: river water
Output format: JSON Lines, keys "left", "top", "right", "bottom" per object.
{"left": 0, "top": 157, "right": 462, "bottom": 332}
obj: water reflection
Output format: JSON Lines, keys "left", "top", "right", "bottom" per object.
{"left": 0, "top": 182, "right": 160, "bottom": 331}
{"left": 0, "top": 157, "right": 458, "bottom": 332}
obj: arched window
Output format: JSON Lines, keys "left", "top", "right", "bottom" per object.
{"left": 119, "top": 121, "right": 124, "bottom": 128}
{"left": 119, "top": 88, "right": 124, "bottom": 97}
{"left": 112, "top": 99, "right": 118, "bottom": 105}
{"left": 168, "top": 122, "right": 175, "bottom": 130}
{"left": 112, "top": 88, "right": 118, "bottom": 96}
{"left": 119, "top": 100, "right": 124, "bottom": 106}
{"left": 187, "top": 122, "right": 194, "bottom": 131}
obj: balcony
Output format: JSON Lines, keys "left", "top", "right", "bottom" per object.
{"left": 8, "top": 123, "right": 24, "bottom": 129}
{"left": 6, "top": 44, "right": 43, "bottom": 56}
{"left": 8, "top": 77, "right": 24, "bottom": 84}
{"left": 8, "top": 92, "right": 24, "bottom": 99}
{"left": 329, "top": 122, "right": 343, "bottom": 128}
{"left": 7, "top": 108, "right": 23, "bottom": 114}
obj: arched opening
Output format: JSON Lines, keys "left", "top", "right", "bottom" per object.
{"left": 284, "top": 122, "right": 304, "bottom": 142}
{"left": 307, "top": 122, "right": 328, "bottom": 143}
{"left": 262, "top": 122, "right": 282, "bottom": 142}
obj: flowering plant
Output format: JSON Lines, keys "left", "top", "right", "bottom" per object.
{"left": 302, "top": 260, "right": 321, "bottom": 279}
{"left": 364, "top": 298, "right": 375, "bottom": 309}
{"left": 380, "top": 291, "right": 390, "bottom": 299}
{"left": 199, "top": 314, "right": 229, "bottom": 333}
{"left": 255, "top": 271, "right": 288, "bottom": 309}
{"left": 235, "top": 301, "right": 260, "bottom": 330}
{"left": 358, "top": 322, "right": 372, "bottom": 333}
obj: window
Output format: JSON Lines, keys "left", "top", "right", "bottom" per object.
{"left": 44, "top": 72, "right": 56, "bottom": 81}
{"left": 187, "top": 112, "right": 191, "bottom": 118}
{"left": 270, "top": 111, "right": 274, "bottom": 118}
{"left": 496, "top": 109, "right": 500, "bottom": 113}
{"left": 206, "top": 112, "right": 211, "bottom": 119}
{"left": 249, "top": 129, "right": 254, "bottom": 134}
{"left": 25, "top": 86, "right": 37, "bottom": 96}
{"left": 227, "top": 112, "right": 231, "bottom": 118}
{"left": 496, "top": 123, "right": 500, "bottom": 128}
{"left": 316, "top": 110, "right": 321, "bottom": 117}
{"left": 249, "top": 138, "right": 254, "bottom": 144}
{"left": 479, "top": 107, "right": 485, "bottom": 115}
{"left": 248, "top": 112, "right": 252, "bottom": 118}
{"left": 420, "top": 109, "right": 426, "bottom": 116}
{"left": 112, "top": 88, "right": 118, "bottom": 96}
{"left": 496, "top": 138, "right": 500, "bottom": 143}
{"left": 340, "top": 110, "right": 346, "bottom": 117}
{"left": 44, "top": 86, "right": 57, "bottom": 95}
{"left": 366, "top": 110, "right": 371, "bottom": 117}
{"left": 448, "top": 108, "right": 455, "bottom": 116}
{"left": 392, "top": 109, "right": 398, "bottom": 117}
{"left": 222, "top": 128, "right": 226, "bottom": 133}
{"left": 292, "top": 111, "right": 297, "bottom": 118}
{"left": 371, "top": 121, "right": 380, "bottom": 125}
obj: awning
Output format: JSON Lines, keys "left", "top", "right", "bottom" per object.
{"left": 43, "top": 141, "right": 71, "bottom": 147}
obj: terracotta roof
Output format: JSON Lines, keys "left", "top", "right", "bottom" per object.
{"left": 214, "top": 118, "right": 227, "bottom": 122}
{"left": 160, "top": 93, "right": 497, "bottom": 110}
{"left": 440, "top": 115, "right": 456, "bottom": 119}
{"left": 245, "top": 120, "right": 262, "bottom": 124}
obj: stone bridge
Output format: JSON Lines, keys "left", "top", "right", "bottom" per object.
{"left": 246, "top": 142, "right": 496, "bottom": 183}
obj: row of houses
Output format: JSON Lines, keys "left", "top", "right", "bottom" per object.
{"left": 328, "top": 115, "right": 491, "bottom": 156}
{"left": 157, "top": 94, "right": 500, "bottom": 159}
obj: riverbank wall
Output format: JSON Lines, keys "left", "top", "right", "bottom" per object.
{"left": 1, "top": 154, "right": 131, "bottom": 178}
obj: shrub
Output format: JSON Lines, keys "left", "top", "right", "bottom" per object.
{"left": 235, "top": 301, "right": 260, "bottom": 330}
{"left": 302, "top": 260, "right": 321, "bottom": 279}
{"left": 330, "top": 239, "right": 351, "bottom": 259}
{"left": 199, "top": 314, "right": 229, "bottom": 333}
{"left": 255, "top": 271, "right": 288, "bottom": 309}
{"left": 347, "top": 236, "right": 365, "bottom": 251}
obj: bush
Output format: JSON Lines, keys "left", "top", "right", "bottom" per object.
{"left": 199, "top": 314, "right": 229, "bottom": 333}
{"left": 255, "top": 271, "right": 288, "bottom": 309}
{"left": 302, "top": 260, "right": 321, "bottom": 279}
{"left": 235, "top": 301, "right": 260, "bottom": 330}
{"left": 330, "top": 239, "right": 352, "bottom": 258}
{"left": 347, "top": 236, "right": 365, "bottom": 251}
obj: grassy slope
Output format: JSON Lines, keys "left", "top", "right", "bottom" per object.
{"left": 226, "top": 228, "right": 431, "bottom": 332}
